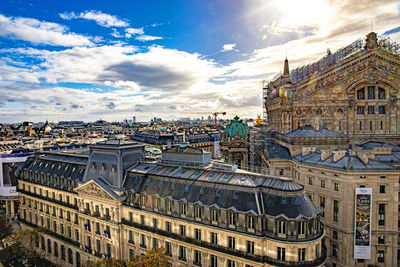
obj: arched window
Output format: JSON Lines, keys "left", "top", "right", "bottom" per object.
{"left": 61, "top": 245, "right": 66, "bottom": 261}
{"left": 68, "top": 248, "right": 73, "bottom": 264}
{"left": 357, "top": 88, "right": 364, "bottom": 100}
{"left": 41, "top": 237, "right": 45, "bottom": 250}
{"left": 76, "top": 252, "right": 81, "bottom": 267}
{"left": 53, "top": 242, "right": 58, "bottom": 257}
{"left": 378, "top": 87, "right": 386, "bottom": 99}
{"left": 47, "top": 239, "right": 51, "bottom": 253}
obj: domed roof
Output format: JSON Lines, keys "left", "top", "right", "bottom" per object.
{"left": 224, "top": 116, "right": 248, "bottom": 138}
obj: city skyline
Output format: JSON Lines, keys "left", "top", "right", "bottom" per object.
{"left": 0, "top": 0, "right": 399, "bottom": 123}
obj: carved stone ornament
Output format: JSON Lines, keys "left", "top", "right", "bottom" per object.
{"left": 390, "top": 94, "right": 398, "bottom": 103}
{"left": 77, "top": 182, "right": 112, "bottom": 199}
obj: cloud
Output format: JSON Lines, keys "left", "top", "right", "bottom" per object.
{"left": 60, "top": 10, "right": 129, "bottom": 28}
{"left": 0, "top": 14, "right": 93, "bottom": 46}
{"left": 105, "top": 102, "right": 116, "bottom": 109}
{"left": 221, "top": 43, "right": 237, "bottom": 52}
{"left": 135, "top": 35, "right": 163, "bottom": 42}
{"left": 125, "top": 27, "right": 144, "bottom": 38}
{"left": 110, "top": 28, "right": 123, "bottom": 38}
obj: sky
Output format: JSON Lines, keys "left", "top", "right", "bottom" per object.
{"left": 0, "top": 0, "right": 400, "bottom": 123}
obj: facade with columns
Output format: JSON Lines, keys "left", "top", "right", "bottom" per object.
{"left": 263, "top": 32, "right": 400, "bottom": 145}
{"left": 17, "top": 140, "right": 326, "bottom": 267}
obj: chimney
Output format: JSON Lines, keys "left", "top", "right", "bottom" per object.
{"left": 332, "top": 150, "right": 346, "bottom": 162}
{"left": 302, "top": 146, "right": 316, "bottom": 156}
{"left": 320, "top": 149, "right": 332, "bottom": 161}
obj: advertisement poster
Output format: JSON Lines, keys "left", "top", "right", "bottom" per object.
{"left": 354, "top": 188, "right": 372, "bottom": 259}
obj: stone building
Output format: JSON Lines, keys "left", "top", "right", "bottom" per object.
{"left": 263, "top": 32, "right": 400, "bottom": 145}
{"left": 258, "top": 31, "right": 400, "bottom": 267}
{"left": 220, "top": 116, "right": 249, "bottom": 170}
{"left": 17, "top": 140, "right": 326, "bottom": 267}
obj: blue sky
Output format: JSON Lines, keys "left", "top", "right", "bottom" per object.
{"left": 0, "top": 0, "right": 399, "bottom": 122}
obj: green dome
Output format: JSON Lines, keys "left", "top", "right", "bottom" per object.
{"left": 224, "top": 116, "right": 249, "bottom": 138}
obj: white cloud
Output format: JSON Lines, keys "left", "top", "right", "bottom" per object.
{"left": 221, "top": 43, "right": 237, "bottom": 52}
{"left": 126, "top": 27, "right": 144, "bottom": 35}
{"left": 0, "top": 14, "right": 93, "bottom": 47}
{"left": 135, "top": 35, "right": 163, "bottom": 42}
{"left": 110, "top": 28, "right": 123, "bottom": 38}
{"left": 60, "top": 10, "right": 129, "bottom": 28}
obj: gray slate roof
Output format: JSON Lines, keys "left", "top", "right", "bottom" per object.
{"left": 285, "top": 125, "right": 344, "bottom": 138}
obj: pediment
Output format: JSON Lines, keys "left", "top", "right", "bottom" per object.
{"left": 74, "top": 180, "right": 117, "bottom": 200}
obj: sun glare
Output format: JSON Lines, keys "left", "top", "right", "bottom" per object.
{"left": 275, "top": 0, "right": 334, "bottom": 29}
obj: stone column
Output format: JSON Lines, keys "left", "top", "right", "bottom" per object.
{"left": 10, "top": 200, "right": 15, "bottom": 218}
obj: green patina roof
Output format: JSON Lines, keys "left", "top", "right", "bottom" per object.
{"left": 224, "top": 116, "right": 248, "bottom": 138}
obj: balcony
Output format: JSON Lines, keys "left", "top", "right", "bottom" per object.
{"left": 17, "top": 189, "right": 78, "bottom": 210}
{"left": 121, "top": 218, "right": 327, "bottom": 267}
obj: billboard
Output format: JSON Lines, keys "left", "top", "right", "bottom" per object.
{"left": 0, "top": 154, "right": 30, "bottom": 197}
{"left": 354, "top": 188, "right": 372, "bottom": 259}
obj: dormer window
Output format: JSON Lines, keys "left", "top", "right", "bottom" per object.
{"left": 211, "top": 209, "right": 218, "bottom": 223}
{"left": 228, "top": 212, "right": 236, "bottom": 226}
{"left": 194, "top": 206, "right": 202, "bottom": 220}
{"left": 277, "top": 220, "right": 287, "bottom": 234}
{"left": 247, "top": 216, "right": 255, "bottom": 230}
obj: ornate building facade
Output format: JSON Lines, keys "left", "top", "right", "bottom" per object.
{"left": 17, "top": 140, "right": 326, "bottom": 267}
{"left": 264, "top": 32, "right": 400, "bottom": 145}
{"left": 259, "top": 32, "right": 400, "bottom": 267}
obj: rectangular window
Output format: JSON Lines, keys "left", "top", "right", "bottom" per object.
{"left": 357, "top": 106, "right": 364, "bottom": 115}
{"left": 380, "top": 185, "right": 386, "bottom": 194}
{"left": 247, "top": 216, "right": 254, "bottom": 230}
{"left": 194, "top": 206, "right": 202, "bottom": 220}
{"left": 298, "top": 248, "right": 306, "bottom": 262}
{"left": 277, "top": 247, "right": 286, "bottom": 261}
{"left": 106, "top": 244, "right": 111, "bottom": 257}
{"left": 321, "top": 180, "right": 325, "bottom": 188}
{"left": 334, "top": 182, "right": 339, "bottom": 191}
{"left": 379, "top": 204, "right": 385, "bottom": 226}
{"left": 379, "top": 105, "right": 385, "bottom": 114}
{"left": 210, "top": 255, "right": 218, "bottom": 267}
{"left": 129, "top": 212, "right": 133, "bottom": 222}
{"left": 228, "top": 212, "right": 236, "bottom": 225}
{"left": 320, "top": 196, "right": 325, "bottom": 217}
{"left": 179, "top": 245, "right": 186, "bottom": 261}
{"left": 195, "top": 228, "right": 201, "bottom": 240}
{"left": 152, "top": 237, "right": 158, "bottom": 248}
{"left": 211, "top": 232, "right": 218, "bottom": 245}
{"left": 67, "top": 226, "right": 71, "bottom": 238}
{"left": 227, "top": 260, "right": 235, "bottom": 267}
{"left": 277, "top": 221, "right": 286, "bottom": 234}
{"left": 75, "top": 229, "right": 79, "bottom": 241}
{"left": 180, "top": 225, "right": 186, "bottom": 236}
{"left": 165, "top": 221, "right": 171, "bottom": 232}
{"left": 140, "top": 234, "right": 146, "bottom": 248}
{"left": 378, "top": 235, "right": 385, "bottom": 244}
{"left": 165, "top": 241, "right": 171, "bottom": 256}
{"left": 153, "top": 218, "right": 158, "bottom": 228}
{"left": 180, "top": 203, "right": 187, "bottom": 216}
{"left": 194, "top": 250, "right": 201, "bottom": 265}
{"left": 377, "top": 250, "right": 384, "bottom": 263}
{"left": 367, "top": 106, "right": 375, "bottom": 114}
{"left": 359, "top": 121, "right": 362, "bottom": 131}
{"left": 129, "top": 230, "right": 134, "bottom": 243}
{"left": 140, "top": 215, "right": 145, "bottom": 225}
{"left": 129, "top": 249, "right": 134, "bottom": 260}
{"left": 95, "top": 222, "right": 100, "bottom": 234}
{"left": 333, "top": 200, "right": 339, "bottom": 222}
{"left": 308, "top": 177, "right": 313, "bottom": 185}
{"left": 228, "top": 236, "right": 235, "bottom": 249}
{"left": 247, "top": 241, "right": 254, "bottom": 254}
{"left": 96, "top": 239, "right": 101, "bottom": 253}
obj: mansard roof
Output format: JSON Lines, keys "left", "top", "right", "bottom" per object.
{"left": 126, "top": 162, "right": 318, "bottom": 219}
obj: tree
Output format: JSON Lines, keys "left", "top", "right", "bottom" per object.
{"left": 87, "top": 247, "right": 168, "bottom": 267}
{"left": 127, "top": 247, "right": 168, "bottom": 267}
{"left": 87, "top": 258, "right": 125, "bottom": 267}
{"left": 0, "top": 218, "right": 13, "bottom": 248}
{"left": 12, "top": 226, "right": 49, "bottom": 265}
